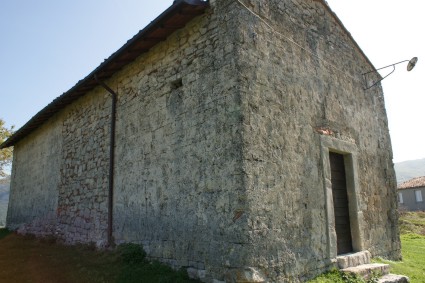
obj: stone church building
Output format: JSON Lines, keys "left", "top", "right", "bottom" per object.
{"left": 1, "top": 0, "right": 401, "bottom": 282}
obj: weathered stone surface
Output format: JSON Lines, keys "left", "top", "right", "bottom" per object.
{"left": 234, "top": 0, "right": 400, "bottom": 280}
{"left": 188, "top": 267, "right": 207, "bottom": 281}
{"left": 342, "top": 263, "right": 390, "bottom": 279}
{"left": 56, "top": 90, "right": 111, "bottom": 246}
{"left": 337, "top": 250, "right": 371, "bottom": 269}
{"left": 338, "top": 256, "right": 408, "bottom": 283}
{"left": 378, "top": 274, "right": 410, "bottom": 283}
{"left": 7, "top": 114, "right": 62, "bottom": 235}
{"left": 224, "top": 267, "right": 266, "bottom": 283}
{"left": 5, "top": 0, "right": 401, "bottom": 282}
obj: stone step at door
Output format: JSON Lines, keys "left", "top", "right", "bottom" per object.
{"left": 341, "top": 263, "right": 390, "bottom": 279}
{"left": 378, "top": 274, "right": 410, "bottom": 283}
{"left": 337, "top": 250, "right": 410, "bottom": 283}
{"left": 337, "top": 250, "right": 371, "bottom": 269}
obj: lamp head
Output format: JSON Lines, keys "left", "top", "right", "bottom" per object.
{"left": 407, "top": 57, "right": 418, "bottom": 71}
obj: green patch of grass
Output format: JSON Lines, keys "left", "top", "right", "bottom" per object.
{"left": 0, "top": 227, "right": 11, "bottom": 239}
{"left": 114, "top": 243, "right": 200, "bottom": 283}
{"left": 399, "top": 211, "right": 425, "bottom": 236}
{"left": 374, "top": 233, "right": 425, "bottom": 282}
{"left": 117, "top": 243, "right": 147, "bottom": 264}
{"left": 307, "top": 269, "right": 348, "bottom": 283}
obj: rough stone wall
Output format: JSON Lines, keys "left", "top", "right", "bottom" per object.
{"left": 6, "top": 83, "right": 111, "bottom": 247}
{"left": 233, "top": 0, "right": 400, "bottom": 281}
{"left": 110, "top": 0, "right": 248, "bottom": 279}
{"left": 6, "top": 115, "right": 63, "bottom": 236}
{"left": 56, "top": 90, "right": 111, "bottom": 246}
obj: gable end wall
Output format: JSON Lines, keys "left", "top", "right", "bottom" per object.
{"left": 234, "top": 0, "right": 400, "bottom": 281}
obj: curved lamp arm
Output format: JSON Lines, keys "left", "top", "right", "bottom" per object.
{"left": 363, "top": 57, "right": 418, "bottom": 90}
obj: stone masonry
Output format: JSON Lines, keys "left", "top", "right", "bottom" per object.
{"left": 4, "top": 0, "right": 401, "bottom": 282}
{"left": 57, "top": 90, "right": 111, "bottom": 245}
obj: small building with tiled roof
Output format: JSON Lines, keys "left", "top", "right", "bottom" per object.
{"left": 398, "top": 176, "right": 425, "bottom": 211}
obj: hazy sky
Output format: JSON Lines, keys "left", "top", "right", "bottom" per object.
{"left": 325, "top": 0, "right": 424, "bottom": 163}
{"left": 0, "top": 1, "right": 423, "bottom": 163}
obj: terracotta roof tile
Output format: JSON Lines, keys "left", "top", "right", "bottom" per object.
{"left": 398, "top": 176, "right": 425, "bottom": 190}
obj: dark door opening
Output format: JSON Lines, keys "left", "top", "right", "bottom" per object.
{"left": 329, "top": 152, "right": 353, "bottom": 255}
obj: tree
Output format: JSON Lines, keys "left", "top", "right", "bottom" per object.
{"left": 0, "top": 119, "right": 14, "bottom": 177}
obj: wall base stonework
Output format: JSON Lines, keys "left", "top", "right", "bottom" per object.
{"left": 13, "top": 212, "right": 58, "bottom": 238}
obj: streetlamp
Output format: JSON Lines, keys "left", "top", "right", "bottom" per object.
{"left": 363, "top": 57, "right": 418, "bottom": 90}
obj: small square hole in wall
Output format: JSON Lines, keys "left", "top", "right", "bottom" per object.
{"left": 170, "top": 78, "right": 183, "bottom": 90}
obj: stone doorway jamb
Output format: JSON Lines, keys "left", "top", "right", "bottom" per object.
{"left": 319, "top": 135, "right": 365, "bottom": 260}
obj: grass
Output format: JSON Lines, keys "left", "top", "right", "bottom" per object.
{"left": 374, "top": 233, "right": 425, "bottom": 282}
{"left": 398, "top": 210, "right": 425, "bottom": 235}
{"left": 0, "top": 227, "right": 10, "bottom": 239}
{"left": 0, "top": 229, "right": 200, "bottom": 283}
{"left": 373, "top": 211, "right": 425, "bottom": 282}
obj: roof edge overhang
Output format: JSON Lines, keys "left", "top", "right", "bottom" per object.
{"left": 1, "top": 0, "right": 209, "bottom": 149}
{"left": 398, "top": 176, "right": 425, "bottom": 190}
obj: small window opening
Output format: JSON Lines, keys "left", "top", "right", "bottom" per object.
{"left": 415, "top": 190, "right": 423, "bottom": 202}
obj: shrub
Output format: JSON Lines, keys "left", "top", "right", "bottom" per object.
{"left": 117, "top": 243, "right": 147, "bottom": 264}
{"left": 0, "top": 228, "right": 11, "bottom": 239}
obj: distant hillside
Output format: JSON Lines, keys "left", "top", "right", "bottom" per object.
{"left": 394, "top": 158, "right": 425, "bottom": 184}
{"left": 0, "top": 178, "right": 10, "bottom": 227}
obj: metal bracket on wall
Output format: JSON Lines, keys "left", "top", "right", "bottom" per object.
{"left": 362, "top": 57, "right": 418, "bottom": 90}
